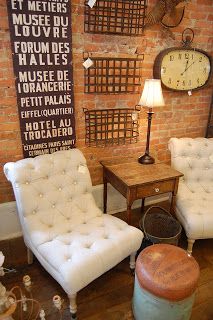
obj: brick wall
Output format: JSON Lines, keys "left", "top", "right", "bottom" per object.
{"left": 0, "top": 0, "right": 213, "bottom": 203}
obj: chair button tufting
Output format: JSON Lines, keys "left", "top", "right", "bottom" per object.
{"left": 73, "top": 181, "right": 77, "bottom": 185}
{"left": 39, "top": 193, "right": 43, "bottom": 198}
{"left": 58, "top": 187, "right": 62, "bottom": 191}
{"left": 25, "top": 181, "right": 29, "bottom": 185}
{"left": 52, "top": 204, "right": 55, "bottom": 208}
{"left": 32, "top": 210, "right": 36, "bottom": 215}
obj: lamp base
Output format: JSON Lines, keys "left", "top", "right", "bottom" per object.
{"left": 138, "top": 153, "right": 155, "bottom": 165}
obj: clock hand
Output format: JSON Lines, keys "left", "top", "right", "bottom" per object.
{"left": 184, "top": 60, "right": 189, "bottom": 72}
{"left": 180, "top": 60, "right": 189, "bottom": 76}
{"left": 181, "top": 60, "right": 197, "bottom": 75}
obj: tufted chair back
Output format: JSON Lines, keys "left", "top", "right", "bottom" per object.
{"left": 4, "top": 149, "right": 143, "bottom": 318}
{"left": 169, "top": 137, "right": 213, "bottom": 188}
{"left": 168, "top": 137, "right": 213, "bottom": 254}
{"left": 4, "top": 150, "right": 102, "bottom": 248}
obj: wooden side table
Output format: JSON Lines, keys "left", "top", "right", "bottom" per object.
{"left": 100, "top": 158, "right": 183, "bottom": 224}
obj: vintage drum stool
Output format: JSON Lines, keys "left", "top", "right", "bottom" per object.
{"left": 132, "top": 244, "right": 200, "bottom": 320}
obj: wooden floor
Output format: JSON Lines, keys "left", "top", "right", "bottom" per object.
{"left": 1, "top": 204, "right": 213, "bottom": 320}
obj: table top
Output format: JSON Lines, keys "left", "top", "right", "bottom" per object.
{"left": 100, "top": 158, "right": 183, "bottom": 187}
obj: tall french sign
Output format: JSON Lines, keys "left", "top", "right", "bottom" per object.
{"left": 7, "top": 0, "right": 75, "bottom": 157}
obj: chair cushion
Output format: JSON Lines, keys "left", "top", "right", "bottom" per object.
{"left": 169, "top": 138, "right": 213, "bottom": 240}
{"left": 34, "top": 214, "right": 142, "bottom": 294}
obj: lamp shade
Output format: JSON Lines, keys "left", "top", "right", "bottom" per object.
{"left": 138, "top": 79, "right": 165, "bottom": 107}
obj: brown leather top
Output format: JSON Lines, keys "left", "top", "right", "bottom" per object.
{"left": 136, "top": 244, "right": 200, "bottom": 301}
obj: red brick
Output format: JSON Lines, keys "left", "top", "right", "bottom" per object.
{"left": 0, "top": 0, "right": 213, "bottom": 202}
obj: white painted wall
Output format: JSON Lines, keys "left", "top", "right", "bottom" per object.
{"left": 0, "top": 201, "right": 22, "bottom": 240}
{"left": 0, "top": 184, "right": 169, "bottom": 240}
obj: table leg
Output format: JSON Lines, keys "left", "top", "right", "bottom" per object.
{"left": 170, "top": 192, "right": 176, "bottom": 216}
{"left": 140, "top": 198, "right": 145, "bottom": 214}
{"left": 127, "top": 203, "right": 132, "bottom": 225}
{"left": 103, "top": 175, "right": 107, "bottom": 213}
{"left": 170, "top": 178, "right": 179, "bottom": 216}
{"left": 126, "top": 189, "right": 135, "bottom": 224}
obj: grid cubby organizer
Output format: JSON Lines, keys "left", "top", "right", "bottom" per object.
{"left": 84, "top": 108, "right": 140, "bottom": 146}
{"left": 84, "top": 0, "right": 147, "bottom": 36}
{"left": 84, "top": 55, "right": 143, "bottom": 94}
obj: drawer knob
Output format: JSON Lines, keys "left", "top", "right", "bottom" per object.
{"left": 155, "top": 188, "right": 160, "bottom": 193}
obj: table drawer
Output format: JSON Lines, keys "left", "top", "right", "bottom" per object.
{"left": 136, "top": 180, "right": 175, "bottom": 198}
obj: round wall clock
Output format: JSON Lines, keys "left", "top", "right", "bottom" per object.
{"left": 153, "top": 29, "right": 212, "bottom": 91}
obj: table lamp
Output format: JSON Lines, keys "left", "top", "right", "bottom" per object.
{"left": 138, "top": 79, "right": 165, "bottom": 164}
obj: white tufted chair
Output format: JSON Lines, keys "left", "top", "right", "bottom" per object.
{"left": 168, "top": 137, "right": 213, "bottom": 254}
{"left": 4, "top": 149, "right": 143, "bottom": 319}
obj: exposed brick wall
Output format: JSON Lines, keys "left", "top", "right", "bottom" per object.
{"left": 0, "top": 0, "right": 212, "bottom": 203}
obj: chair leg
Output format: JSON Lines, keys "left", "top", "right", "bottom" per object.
{"left": 27, "top": 247, "right": 33, "bottom": 264}
{"left": 68, "top": 293, "right": 77, "bottom": 319}
{"left": 187, "top": 239, "right": 195, "bottom": 255}
{"left": 130, "top": 251, "right": 137, "bottom": 274}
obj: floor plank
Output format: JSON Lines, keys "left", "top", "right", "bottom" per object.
{"left": 1, "top": 204, "right": 213, "bottom": 319}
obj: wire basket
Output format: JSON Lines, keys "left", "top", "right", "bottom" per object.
{"left": 139, "top": 206, "right": 182, "bottom": 246}
{"left": 83, "top": 107, "right": 139, "bottom": 146}
{"left": 84, "top": 0, "right": 147, "bottom": 36}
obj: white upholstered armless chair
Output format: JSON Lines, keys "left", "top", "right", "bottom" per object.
{"left": 4, "top": 149, "right": 143, "bottom": 319}
{"left": 169, "top": 137, "right": 213, "bottom": 254}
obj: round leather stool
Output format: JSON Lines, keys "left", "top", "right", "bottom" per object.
{"left": 132, "top": 244, "right": 200, "bottom": 320}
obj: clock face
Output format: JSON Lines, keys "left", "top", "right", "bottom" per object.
{"left": 154, "top": 48, "right": 211, "bottom": 91}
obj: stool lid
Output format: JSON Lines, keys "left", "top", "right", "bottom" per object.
{"left": 136, "top": 244, "right": 200, "bottom": 301}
